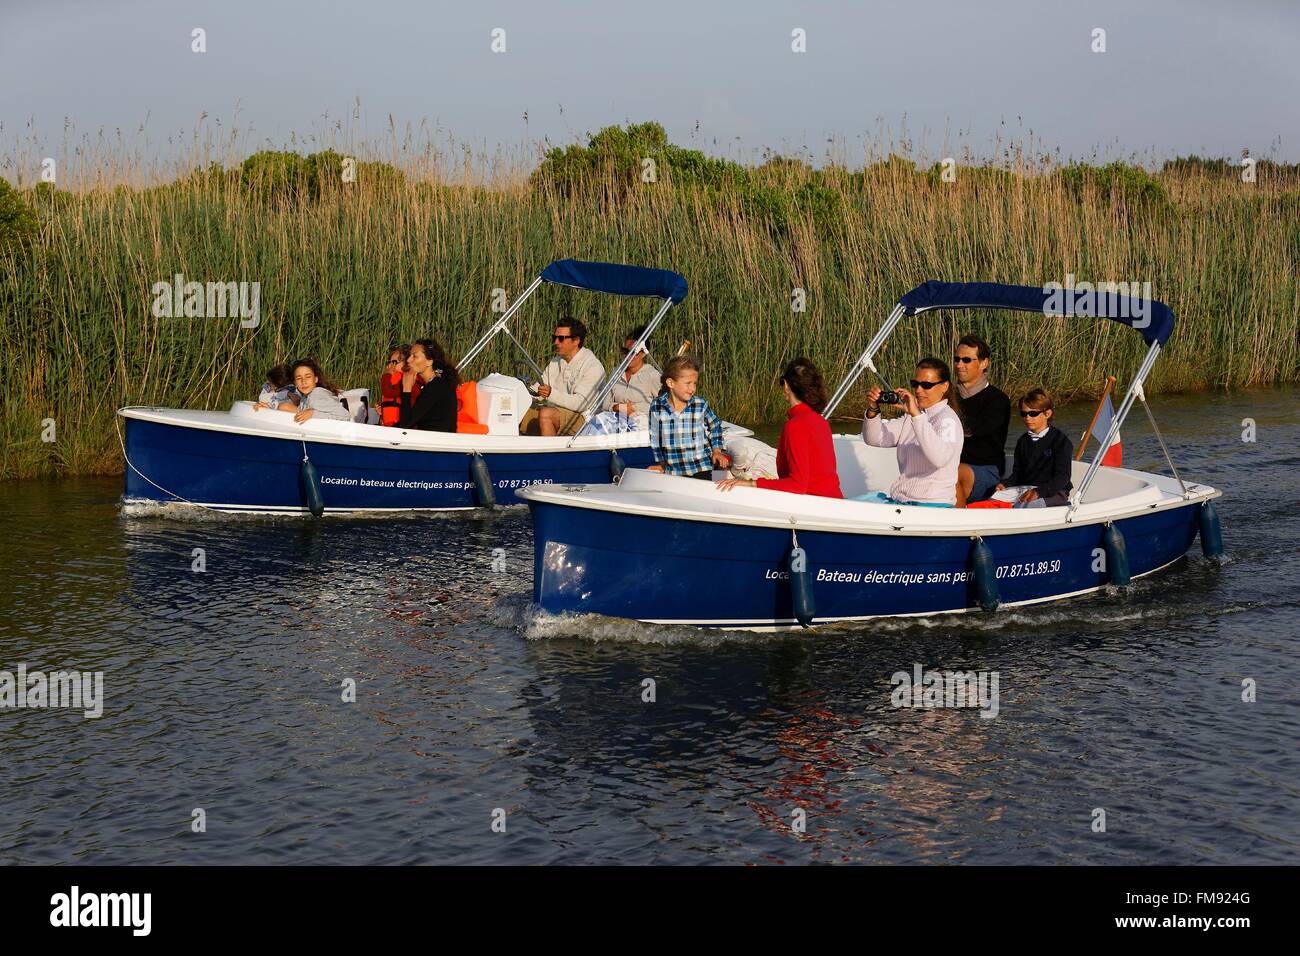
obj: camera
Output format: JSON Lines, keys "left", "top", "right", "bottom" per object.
{"left": 877, "top": 390, "right": 900, "bottom": 405}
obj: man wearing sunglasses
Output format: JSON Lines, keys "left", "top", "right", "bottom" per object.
{"left": 953, "top": 334, "right": 1011, "bottom": 506}
{"left": 536, "top": 317, "right": 606, "bottom": 437}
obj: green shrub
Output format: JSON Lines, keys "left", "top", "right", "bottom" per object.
{"left": 0, "top": 178, "right": 40, "bottom": 253}
{"left": 240, "top": 150, "right": 312, "bottom": 199}
{"left": 1059, "top": 161, "right": 1169, "bottom": 210}
{"left": 237, "top": 149, "right": 404, "bottom": 200}
{"left": 532, "top": 121, "right": 746, "bottom": 196}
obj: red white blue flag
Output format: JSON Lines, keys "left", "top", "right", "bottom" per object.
{"left": 1091, "top": 390, "right": 1123, "bottom": 467}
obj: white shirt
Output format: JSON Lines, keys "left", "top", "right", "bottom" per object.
{"left": 603, "top": 362, "right": 661, "bottom": 412}
{"left": 542, "top": 347, "right": 606, "bottom": 416}
{"left": 862, "top": 399, "right": 964, "bottom": 504}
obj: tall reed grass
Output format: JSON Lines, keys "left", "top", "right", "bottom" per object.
{"left": 1, "top": 127, "right": 1297, "bottom": 479}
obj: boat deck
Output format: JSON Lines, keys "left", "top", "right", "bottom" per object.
{"left": 519, "top": 444, "right": 1220, "bottom": 537}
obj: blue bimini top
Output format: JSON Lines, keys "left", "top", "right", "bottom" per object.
{"left": 896, "top": 281, "right": 1175, "bottom": 346}
{"left": 540, "top": 259, "right": 689, "bottom": 304}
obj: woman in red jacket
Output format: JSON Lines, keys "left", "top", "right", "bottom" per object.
{"left": 716, "top": 358, "right": 843, "bottom": 498}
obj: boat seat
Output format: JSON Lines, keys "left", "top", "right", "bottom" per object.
{"left": 833, "top": 435, "right": 899, "bottom": 497}
{"left": 339, "top": 388, "right": 372, "bottom": 424}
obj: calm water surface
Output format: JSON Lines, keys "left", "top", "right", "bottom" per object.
{"left": 1, "top": 389, "right": 1297, "bottom": 864}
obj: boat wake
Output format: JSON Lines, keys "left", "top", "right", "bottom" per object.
{"left": 492, "top": 594, "right": 772, "bottom": 646}
{"left": 493, "top": 559, "right": 1250, "bottom": 644}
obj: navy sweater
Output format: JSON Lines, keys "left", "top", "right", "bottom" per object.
{"left": 959, "top": 384, "right": 1011, "bottom": 468}
{"left": 1002, "top": 426, "right": 1074, "bottom": 501}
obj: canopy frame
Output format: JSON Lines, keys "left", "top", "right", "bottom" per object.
{"left": 822, "top": 282, "right": 1182, "bottom": 512}
{"left": 564, "top": 296, "right": 675, "bottom": 448}
{"left": 457, "top": 276, "right": 546, "bottom": 376}
{"left": 456, "top": 261, "right": 686, "bottom": 441}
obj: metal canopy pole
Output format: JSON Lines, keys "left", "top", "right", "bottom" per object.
{"left": 457, "top": 275, "right": 545, "bottom": 373}
{"left": 565, "top": 296, "right": 674, "bottom": 448}
{"left": 1068, "top": 340, "right": 1162, "bottom": 514}
{"left": 500, "top": 326, "right": 547, "bottom": 382}
{"left": 1137, "top": 384, "right": 1189, "bottom": 496}
{"left": 823, "top": 304, "right": 906, "bottom": 418}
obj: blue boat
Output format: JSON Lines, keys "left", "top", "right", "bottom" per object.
{"left": 118, "top": 259, "right": 750, "bottom": 514}
{"left": 519, "top": 281, "right": 1225, "bottom": 629}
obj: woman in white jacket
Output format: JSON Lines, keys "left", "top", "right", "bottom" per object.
{"left": 862, "top": 357, "right": 964, "bottom": 506}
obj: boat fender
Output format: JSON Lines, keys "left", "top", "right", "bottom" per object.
{"left": 470, "top": 452, "right": 496, "bottom": 508}
{"left": 1198, "top": 500, "right": 1224, "bottom": 560}
{"left": 300, "top": 452, "right": 325, "bottom": 518}
{"left": 1102, "top": 522, "right": 1130, "bottom": 586}
{"left": 969, "top": 536, "right": 999, "bottom": 612}
{"left": 609, "top": 449, "right": 625, "bottom": 481}
{"left": 789, "top": 529, "right": 816, "bottom": 628}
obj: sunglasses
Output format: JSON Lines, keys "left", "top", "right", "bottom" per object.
{"left": 553, "top": 334, "right": 575, "bottom": 341}
{"left": 1019, "top": 408, "right": 1046, "bottom": 418}
{"left": 910, "top": 379, "right": 945, "bottom": 390}
{"left": 953, "top": 355, "right": 978, "bottom": 364}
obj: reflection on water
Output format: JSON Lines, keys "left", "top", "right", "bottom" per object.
{"left": 0, "top": 389, "right": 1297, "bottom": 864}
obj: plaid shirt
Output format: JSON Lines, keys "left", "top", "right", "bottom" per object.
{"left": 648, "top": 393, "right": 724, "bottom": 476}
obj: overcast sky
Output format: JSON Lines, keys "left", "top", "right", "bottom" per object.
{"left": 3, "top": 0, "right": 1296, "bottom": 178}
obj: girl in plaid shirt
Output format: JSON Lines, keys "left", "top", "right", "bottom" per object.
{"left": 647, "top": 356, "right": 730, "bottom": 479}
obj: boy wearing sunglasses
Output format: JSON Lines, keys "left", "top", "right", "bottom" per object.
{"left": 995, "top": 388, "right": 1074, "bottom": 507}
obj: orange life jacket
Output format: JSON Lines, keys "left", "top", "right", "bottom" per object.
{"left": 380, "top": 371, "right": 422, "bottom": 426}
{"left": 456, "top": 381, "right": 489, "bottom": 434}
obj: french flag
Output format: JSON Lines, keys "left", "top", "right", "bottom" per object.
{"left": 1092, "top": 391, "right": 1123, "bottom": 466}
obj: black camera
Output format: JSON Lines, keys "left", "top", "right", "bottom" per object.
{"left": 877, "top": 390, "right": 900, "bottom": 405}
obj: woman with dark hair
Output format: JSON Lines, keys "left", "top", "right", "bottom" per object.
{"left": 398, "top": 337, "right": 459, "bottom": 432}
{"left": 285, "top": 358, "right": 351, "bottom": 423}
{"left": 861, "top": 357, "right": 964, "bottom": 506}
{"left": 717, "top": 357, "right": 843, "bottom": 498}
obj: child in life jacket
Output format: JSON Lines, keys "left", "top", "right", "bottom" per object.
{"left": 380, "top": 345, "right": 421, "bottom": 425}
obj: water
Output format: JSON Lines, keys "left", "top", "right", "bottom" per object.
{"left": 1, "top": 389, "right": 1297, "bottom": 864}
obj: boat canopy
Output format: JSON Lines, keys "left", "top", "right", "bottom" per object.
{"left": 540, "top": 259, "right": 689, "bottom": 304}
{"left": 897, "top": 281, "right": 1175, "bottom": 346}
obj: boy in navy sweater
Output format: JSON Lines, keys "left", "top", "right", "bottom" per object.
{"left": 996, "top": 388, "right": 1073, "bottom": 507}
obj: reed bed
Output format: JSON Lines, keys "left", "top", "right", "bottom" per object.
{"left": 1, "top": 131, "right": 1297, "bottom": 479}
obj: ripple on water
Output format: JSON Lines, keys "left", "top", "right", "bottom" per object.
{"left": 0, "top": 391, "right": 1297, "bottom": 864}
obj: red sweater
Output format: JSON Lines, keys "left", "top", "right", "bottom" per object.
{"left": 756, "top": 403, "right": 844, "bottom": 498}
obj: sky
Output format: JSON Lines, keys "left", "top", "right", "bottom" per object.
{"left": 2, "top": 0, "right": 1297, "bottom": 180}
